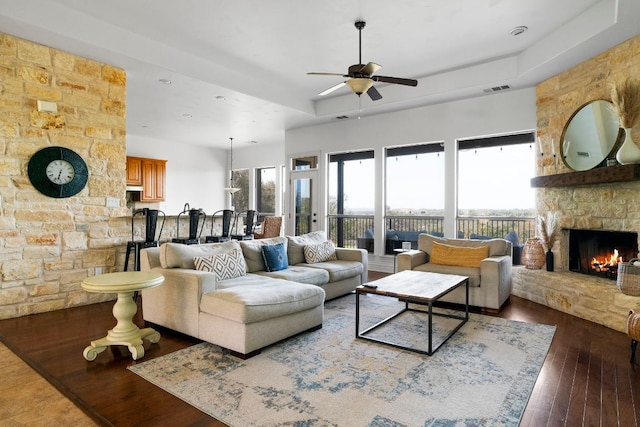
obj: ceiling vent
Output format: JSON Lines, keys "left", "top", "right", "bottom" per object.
{"left": 483, "top": 84, "right": 511, "bottom": 93}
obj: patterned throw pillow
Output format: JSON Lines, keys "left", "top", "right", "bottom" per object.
{"left": 261, "top": 242, "right": 288, "bottom": 272}
{"left": 304, "top": 240, "right": 338, "bottom": 263}
{"left": 193, "top": 248, "right": 247, "bottom": 281}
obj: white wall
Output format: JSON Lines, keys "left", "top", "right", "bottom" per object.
{"left": 285, "top": 88, "right": 537, "bottom": 262}
{"left": 127, "top": 135, "right": 226, "bottom": 214}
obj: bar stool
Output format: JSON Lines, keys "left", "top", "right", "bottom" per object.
{"left": 124, "top": 208, "right": 165, "bottom": 271}
{"left": 205, "top": 209, "right": 235, "bottom": 243}
{"left": 172, "top": 203, "right": 206, "bottom": 245}
{"left": 231, "top": 210, "right": 257, "bottom": 240}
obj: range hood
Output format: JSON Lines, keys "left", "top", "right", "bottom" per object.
{"left": 126, "top": 185, "right": 143, "bottom": 192}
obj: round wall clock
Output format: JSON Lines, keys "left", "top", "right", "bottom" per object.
{"left": 28, "top": 146, "right": 89, "bottom": 198}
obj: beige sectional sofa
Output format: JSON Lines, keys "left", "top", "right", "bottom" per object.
{"left": 397, "top": 233, "right": 512, "bottom": 310}
{"left": 139, "top": 231, "right": 367, "bottom": 358}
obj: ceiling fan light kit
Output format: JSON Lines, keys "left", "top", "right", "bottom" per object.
{"left": 346, "top": 78, "right": 373, "bottom": 95}
{"left": 308, "top": 20, "right": 418, "bottom": 101}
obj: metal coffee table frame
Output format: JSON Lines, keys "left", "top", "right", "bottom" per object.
{"left": 355, "top": 272, "right": 469, "bottom": 356}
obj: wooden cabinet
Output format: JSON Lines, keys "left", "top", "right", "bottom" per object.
{"left": 126, "top": 157, "right": 143, "bottom": 186}
{"left": 126, "top": 156, "right": 167, "bottom": 202}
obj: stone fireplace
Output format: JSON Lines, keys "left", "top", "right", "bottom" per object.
{"left": 511, "top": 33, "right": 640, "bottom": 333}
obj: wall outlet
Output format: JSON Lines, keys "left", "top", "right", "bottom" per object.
{"left": 95, "top": 267, "right": 103, "bottom": 275}
{"left": 106, "top": 197, "right": 119, "bottom": 208}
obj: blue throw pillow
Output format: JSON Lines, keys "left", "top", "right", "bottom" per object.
{"left": 261, "top": 242, "right": 288, "bottom": 272}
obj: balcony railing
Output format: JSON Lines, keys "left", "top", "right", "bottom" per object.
{"left": 328, "top": 214, "right": 535, "bottom": 252}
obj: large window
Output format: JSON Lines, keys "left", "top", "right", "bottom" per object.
{"left": 384, "top": 143, "right": 445, "bottom": 253}
{"left": 457, "top": 132, "right": 535, "bottom": 240}
{"left": 328, "top": 151, "right": 375, "bottom": 248}
{"left": 256, "top": 167, "right": 276, "bottom": 215}
{"left": 231, "top": 169, "right": 249, "bottom": 213}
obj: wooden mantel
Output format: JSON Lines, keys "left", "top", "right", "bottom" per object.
{"left": 531, "top": 164, "right": 640, "bottom": 188}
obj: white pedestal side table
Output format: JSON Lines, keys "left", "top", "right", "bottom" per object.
{"left": 81, "top": 271, "right": 164, "bottom": 361}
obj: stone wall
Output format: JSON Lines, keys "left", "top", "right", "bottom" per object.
{"left": 529, "top": 33, "right": 640, "bottom": 329}
{"left": 512, "top": 268, "right": 640, "bottom": 333}
{"left": 0, "top": 33, "right": 131, "bottom": 319}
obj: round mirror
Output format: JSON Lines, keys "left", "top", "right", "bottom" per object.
{"left": 561, "top": 100, "right": 622, "bottom": 171}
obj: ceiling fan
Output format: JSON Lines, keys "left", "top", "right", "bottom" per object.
{"left": 307, "top": 21, "right": 418, "bottom": 101}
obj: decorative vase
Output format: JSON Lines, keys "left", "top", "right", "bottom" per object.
{"left": 615, "top": 128, "right": 640, "bottom": 165}
{"left": 522, "top": 238, "right": 545, "bottom": 270}
{"left": 546, "top": 249, "right": 554, "bottom": 272}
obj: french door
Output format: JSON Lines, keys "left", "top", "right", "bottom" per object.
{"left": 289, "top": 170, "right": 318, "bottom": 236}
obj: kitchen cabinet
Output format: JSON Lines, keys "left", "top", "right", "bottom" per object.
{"left": 126, "top": 156, "right": 167, "bottom": 202}
{"left": 126, "top": 157, "right": 143, "bottom": 186}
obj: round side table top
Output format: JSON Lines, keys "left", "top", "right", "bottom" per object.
{"left": 82, "top": 271, "right": 164, "bottom": 293}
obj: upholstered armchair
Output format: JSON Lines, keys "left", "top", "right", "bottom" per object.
{"left": 254, "top": 216, "right": 283, "bottom": 239}
{"left": 397, "top": 233, "right": 513, "bottom": 310}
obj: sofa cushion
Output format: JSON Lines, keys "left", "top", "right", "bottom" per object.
{"left": 159, "top": 241, "right": 242, "bottom": 269}
{"left": 304, "top": 260, "right": 363, "bottom": 282}
{"left": 304, "top": 240, "right": 338, "bottom": 263}
{"left": 430, "top": 241, "right": 489, "bottom": 268}
{"left": 255, "top": 265, "right": 329, "bottom": 286}
{"left": 261, "top": 242, "right": 288, "bottom": 272}
{"left": 200, "top": 281, "right": 325, "bottom": 324}
{"left": 194, "top": 249, "right": 247, "bottom": 281}
{"left": 287, "top": 231, "right": 327, "bottom": 265}
{"left": 215, "top": 272, "right": 282, "bottom": 289}
{"left": 239, "top": 236, "right": 288, "bottom": 273}
{"left": 418, "top": 233, "right": 509, "bottom": 258}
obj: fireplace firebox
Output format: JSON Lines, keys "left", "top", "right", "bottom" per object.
{"left": 568, "top": 229, "right": 638, "bottom": 279}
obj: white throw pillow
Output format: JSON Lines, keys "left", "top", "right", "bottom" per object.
{"left": 304, "top": 240, "right": 338, "bottom": 263}
{"left": 194, "top": 248, "right": 247, "bottom": 281}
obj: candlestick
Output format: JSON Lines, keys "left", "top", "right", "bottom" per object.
{"left": 537, "top": 137, "right": 543, "bottom": 154}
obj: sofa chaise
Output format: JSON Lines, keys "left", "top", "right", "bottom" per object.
{"left": 397, "top": 233, "right": 512, "bottom": 310}
{"left": 139, "top": 231, "right": 367, "bottom": 358}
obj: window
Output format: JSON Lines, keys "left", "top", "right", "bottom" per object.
{"left": 328, "top": 151, "right": 375, "bottom": 249}
{"left": 231, "top": 169, "right": 249, "bottom": 212}
{"left": 256, "top": 167, "right": 276, "bottom": 215}
{"left": 384, "top": 143, "right": 445, "bottom": 253}
{"left": 457, "top": 132, "right": 536, "bottom": 239}
{"left": 292, "top": 155, "right": 317, "bottom": 170}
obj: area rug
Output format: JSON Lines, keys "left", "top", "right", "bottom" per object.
{"left": 129, "top": 294, "right": 555, "bottom": 426}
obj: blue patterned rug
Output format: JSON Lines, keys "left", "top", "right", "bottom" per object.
{"left": 129, "top": 294, "right": 555, "bottom": 426}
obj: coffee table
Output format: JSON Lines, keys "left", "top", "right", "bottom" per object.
{"left": 356, "top": 270, "right": 469, "bottom": 355}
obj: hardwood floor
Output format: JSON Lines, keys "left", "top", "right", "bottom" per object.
{"left": 0, "top": 271, "right": 638, "bottom": 426}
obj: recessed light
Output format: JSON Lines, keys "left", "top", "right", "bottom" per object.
{"left": 510, "top": 26, "right": 528, "bottom": 36}
{"left": 182, "top": 113, "right": 192, "bottom": 118}
{"left": 215, "top": 96, "right": 226, "bottom": 101}
{"left": 158, "top": 78, "right": 172, "bottom": 85}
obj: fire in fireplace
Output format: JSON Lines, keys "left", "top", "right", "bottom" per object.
{"left": 569, "top": 229, "right": 638, "bottom": 279}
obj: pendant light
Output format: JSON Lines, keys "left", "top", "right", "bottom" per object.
{"left": 224, "top": 137, "right": 240, "bottom": 194}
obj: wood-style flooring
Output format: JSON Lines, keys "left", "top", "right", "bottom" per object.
{"left": 0, "top": 271, "right": 638, "bottom": 426}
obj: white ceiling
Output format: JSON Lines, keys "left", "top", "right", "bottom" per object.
{"left": 1, "top": 0, "right": 639, "bottom": 149}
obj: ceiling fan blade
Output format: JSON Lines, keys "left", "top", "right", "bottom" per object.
{"left": 307, "top": 72, "right": 346, "bottom": 77}
{"left": 372, "top": 75, "right": 418, "bottom": 86}
{"left": 318, "top": 82, "right": 346, "bottom": 96}
{"left": 367, "top": 85, "right": 382, "bottom": 101}
{"left": 359, "top": 62, "right": 382, "bottom": 76}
